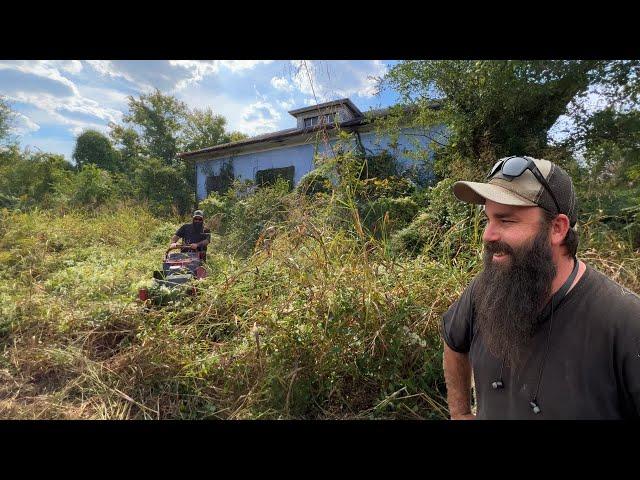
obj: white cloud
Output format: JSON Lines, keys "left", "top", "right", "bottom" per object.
{"left": 20, "top": 135, "right": 76, "bottom": 160}
{"left": 86, "top": 60, "right": 275, "bottom": 93}
{"left": 271, "top": 76, "right": 294, "bottom": 92}
{"left": 44, "top": 60, "right": 83, "bottom": 75}
{"left": 2, "top": 60, "right": 392, "bottom": 160}
{"left": 239, "top": 100, "right": 281, "bottom": 135}
{"left": 169, "top": 61, "right": 222, "bottom": 90}
{"left": 289, "top": 60, "right": 388, "bottom": 101}
{"left": 10, "top": 112, "right": 40, "bottom": 135}
{"left": 278, "top": 99, "right": 295, "bottom": 110}
{"left": 76, "top": 85, "right": 130, "bottom": 109}
{"left": 219, "top": 60, "right": 273, "bottom": 72}
{"left": 177, "top": 90, "right": 284, "bottom": 138}
{"left": 0, "top": 61, "right": 124, "bottom": 139}
{"left": 86, "top": 60, "right": 125, "bottom": 79}
{"left": 0, "top": 61, "right": 81, "bottom": 97}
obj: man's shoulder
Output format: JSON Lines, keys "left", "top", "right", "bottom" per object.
{"left": 580, "top": 263, "right": 640, "bottom": 328}
{"left": 584, "top": 264, "right": 640, "bottom": 306}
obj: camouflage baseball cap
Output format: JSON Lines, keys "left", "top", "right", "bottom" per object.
{"left": 192, "top": 209, "right": 204, "bottom": 218}
{"left": 453, "top": 156, "right": 578, "bottom": 227}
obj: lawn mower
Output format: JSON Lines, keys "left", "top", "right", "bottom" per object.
{"left": 138, "top": 245, "right": 207, "bottom": 304}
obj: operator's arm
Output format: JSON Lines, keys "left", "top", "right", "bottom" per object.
{"left": 170, "top": 226, "right": 185, "bottom": 248}
{"left": 197, "top": 228, "right": 211, "bottom": 249}
{"left": 443, "top": 344, "right": 475, "bottom": 420}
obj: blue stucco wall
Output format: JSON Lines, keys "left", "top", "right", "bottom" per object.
{"left": 195, "top": 124, "right": 446, "bottom": 201}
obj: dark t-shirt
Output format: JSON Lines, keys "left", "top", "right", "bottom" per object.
{"left": 175, "top": 223, "right": 211, "bottom": 251}
{"left": 441, "top": 264, "right": 640, "bottom": 419}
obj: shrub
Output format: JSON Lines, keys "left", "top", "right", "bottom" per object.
{"left": 359, "top": 151, "right": 400, "bottom": 180}
{"left": 295, "top": 169, "right": 333, "bottom": 196}
{"left": 213, "top": 178, "right": 293, "bottom": 256}
{"left": 390, "top": 178, "right": 481, "bottom": 260}
{"left": 360, "top": 196, "right": 419, "bottom": 236}
{"left": 357, "top": 176, "right": 417, "bottom": 201}
{"left": 57, "top": 164, "right": 114, "bottom": 209}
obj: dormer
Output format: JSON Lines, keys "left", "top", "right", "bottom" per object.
{"left": 288, "top": 98, "right": 363, "bottom": 130}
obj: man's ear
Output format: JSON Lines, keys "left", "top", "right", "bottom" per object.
{"left": 550, "top": 213, "right": 570, "bottom": 248}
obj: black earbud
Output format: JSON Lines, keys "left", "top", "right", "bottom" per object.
{"left": 491, "top": 380, "right": 504, "bottom": 389}
{"left": 530, "top": 401, "right": 541, "bottom": 414}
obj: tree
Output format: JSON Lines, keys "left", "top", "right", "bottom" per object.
{"left": 228, "top": 131, "right": 249, "bottom": 143}
{"left": 63, "top": 164, "right": 114, "bottom": 208}
{"left": 556, "top": 61, "right": 640, "bottom": 186}
{"left": 108, "top": 123, "right": 144, "bottom": 173}
{"left": 0, "top": 147, "right": 73, "bottom": 205}
{"left": 381, "top": 60, "right": 639, "bottom": 179}
{"left": 72, "top": 129, "right": 121, "bottom": 171}
{"left": 0, "top": 96, "right": 16, "bottom": 146}
{"left": 122, "top": 89, "right": 188, "bottom": 165}
{"left": 181, "top": 107, "right": 229, "bottom": 152}
{"left": 580, "top": 109, "right": 640, "bottom": 185}
{"left": 132, "top": 157, "right": 192, "bottom": 215}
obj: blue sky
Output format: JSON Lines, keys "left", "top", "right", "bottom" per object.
{"left": 0, "top": 60, "right": 403, "bottom": 162}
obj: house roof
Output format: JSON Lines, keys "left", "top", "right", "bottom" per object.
{"left": 287, "top": 98, "right": 363, "bottom": 117}
{"left": 177, "top": 100, "right": 438, "bottom": 160}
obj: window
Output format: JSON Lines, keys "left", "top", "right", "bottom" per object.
{"left": 304, "top": 116, "right": 319, "bottom": 128}
{"left": 255, "top": 166, "right": 295, "bottom": 190}
{"left": 304, "top": 113, "right": 339, "bottom": 128}
{"left": 205, "top": 162, "right": 234, "bottom": 195}
{"left": 322, "top": 113, "right": 337, "bottom": 125}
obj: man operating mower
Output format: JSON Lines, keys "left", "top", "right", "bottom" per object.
{"left": 169, "top": 209, "right": 211, "bottom": 260}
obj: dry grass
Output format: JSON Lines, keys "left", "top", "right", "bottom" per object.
{"left": 1, "top": 194, "right": 638, "bottom": 420}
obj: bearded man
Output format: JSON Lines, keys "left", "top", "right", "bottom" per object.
{"left": 169, "top": 209, "right": 211, "bottom": 260}
{"left": 441, "top": 156, "right": 640, "bottom": 420}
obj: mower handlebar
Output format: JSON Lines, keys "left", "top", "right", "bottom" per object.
{"left": 165, "top": 245, "right": 200, "bottom": 259}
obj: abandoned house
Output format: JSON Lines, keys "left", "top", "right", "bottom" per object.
{"left": 177, "top": 98, "right": 444, "bottom": 202}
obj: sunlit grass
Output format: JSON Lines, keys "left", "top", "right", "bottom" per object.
{"left": 0, "top": 194, "right": 638, "bottom": 420}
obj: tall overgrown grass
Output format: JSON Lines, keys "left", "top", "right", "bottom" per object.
{"left": 1, "top": 163, "right": 639, "bottom": 419}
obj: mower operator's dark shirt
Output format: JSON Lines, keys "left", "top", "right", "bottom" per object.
{"left": 442, "top": 264, "right": 640, "bottom": 419}
{"left": 175, "top": 223, "right": 210, "bottom": 251}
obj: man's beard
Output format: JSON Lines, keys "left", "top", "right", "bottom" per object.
{"left": 473, "top": 226, "right": 556, "bottom": 368}
{"left": 193, "top": 222, "right": 203, "bottom": 234}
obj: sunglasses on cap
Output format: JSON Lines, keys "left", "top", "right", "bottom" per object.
{"left": 487, "top": 156, "right": 562, "bottom": 214}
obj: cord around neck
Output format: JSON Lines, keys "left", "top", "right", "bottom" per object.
{"left": 530, "top": 256, "right": 579, "bottom": 412}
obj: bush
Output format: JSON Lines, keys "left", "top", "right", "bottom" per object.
{"left": 132, "top": 158, "right": 193, "bottom": 216}
{"left": 390, "top": 178, "right": 481, "bottom": 260}
{"left": 359, "top": 151, "right": 400, "bottom": 180}
{"left": 199, "top": 192, "right": 229, "bottom": 219}
{"left": 149, "top": 222, "right": 181, "bottom": 246}
{"left": 0, "top": 192, "right": 22, "bottom": 210}
{"left": 296, "top": 169, "right": 333, "bottom": 196}
{"left": 360, "top": 196, "right": 419, "bottom": 236}
{"left": 357, "top": 176, "right": 417, "bottom": 201}
{"left": 56, "top": 164, "right": 114, "bottom": 209}
{"left": 213, "top": 178, "right": 293, "bottom": 256}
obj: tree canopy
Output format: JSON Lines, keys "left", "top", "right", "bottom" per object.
{"left": 73, "top": 129, "right": 121, "bottom": 171}
{"left": 381, "top": 60, "right": 640, "bottom": 179}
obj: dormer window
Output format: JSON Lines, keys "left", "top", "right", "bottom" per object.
{"left": 303, "top": 113, "right": 338, "bottom": 128}
{"left": 304, "top": 116, "right": 319, "bottom": 128}
{"left": 322, "top": 113, "right": 337, "bottom": 125}
{"left": 290, "top": 99, "right": 362, "bottom": 130}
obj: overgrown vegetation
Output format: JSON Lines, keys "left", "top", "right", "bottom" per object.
{"left": 1, "top": 61, "right": 639, "bottom": 418}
